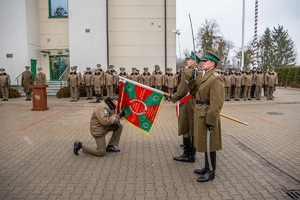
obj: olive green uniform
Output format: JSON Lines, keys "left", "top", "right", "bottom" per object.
{"left": 0, "top": 71, "right": 11, "bottom": 100}
{"left": 36, "top": 72, "right": 46, "bottom": 85}
{"left": 82, "top": 101, "right": 122, "bottom": 157}
{"left": 21, "top": 71, "right": 34, "bottom": 100}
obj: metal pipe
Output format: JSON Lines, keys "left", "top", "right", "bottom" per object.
{"left": 241, "top": 0, "right": 245, "bottom": 70}
{"left": 164, "top": 0, "right": 167, "bottom": 72}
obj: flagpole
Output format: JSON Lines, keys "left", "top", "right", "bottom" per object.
{"left": 220, "top": 113, "right": 248, "bottom": 126}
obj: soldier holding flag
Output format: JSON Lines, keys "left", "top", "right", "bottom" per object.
{"left": 188, "top": 51, "right": 225, "bottom": 182}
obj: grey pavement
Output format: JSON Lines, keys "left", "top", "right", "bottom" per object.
{"left": 0, "top": 87, "right": 300, "bottom": 200}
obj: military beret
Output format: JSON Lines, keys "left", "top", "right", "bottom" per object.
{"left": 0, "top": 68, "right": 5, "bottom": 71}
{"left": 25, "top": 66, "right": 30, "bottom": 69}
{"left": 96, "top": 64, "right": 101, "bottom": 67}
{"left": 37, "top": 67, "right": 42, "bottom": 71}
{"left": 86, "top": 67, "right": 91, "bottom": 70}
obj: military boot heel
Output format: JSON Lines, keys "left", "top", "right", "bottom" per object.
{"left": 173, "top": 137, "right": 191, "bottom": 162}
{"left": 190, "top": 147, "right": 196, "bottom": 163}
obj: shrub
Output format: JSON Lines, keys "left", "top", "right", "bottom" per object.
{"left": 56, "top": 86, "right": 71, "bottom": 98}
{"left": 0, "top": 86, "right": 20, "bottom": 98}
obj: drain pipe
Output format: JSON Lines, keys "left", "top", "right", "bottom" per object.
{"left": 106, "top": 0, "right": 109, "bottom": 66}
{"left": 164, "top": 0, "right": 167, "bottom": 72}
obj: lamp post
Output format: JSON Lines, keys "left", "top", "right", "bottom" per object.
{"left": 176, "top": 30, "right": 182, "bottom": 58}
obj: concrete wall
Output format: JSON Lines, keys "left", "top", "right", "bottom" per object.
{"left": 0, "top": 0, "right": 29, "bottom": 84}
{"left": 68, "top": 0, "right": 107, "bottom": 72}
{"left": 108, "top": 0, "right": 176, "bottom": 73}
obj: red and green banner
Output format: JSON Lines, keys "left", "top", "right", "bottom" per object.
{"left": 118, "top": 77, "right": 164, "bottom": 135}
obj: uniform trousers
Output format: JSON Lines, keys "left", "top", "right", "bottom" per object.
{"left": 255, "top": 86, "right": 262, "bottom": 99}
{"left": 234, "top": 87, "right": 241, "bottom": 100}
{"left": 82, "top": 124, "right": 123, "bottom": 157}
{"left": 106, "top": 85, "right": 114, "bottom": 98}
{"left": 70, "top": 86, "right": 78, "bottom": 100}
{"left": 244, "top": 86, "right": 251, "bottom": 99}
{"left": 1, "top": 86, "right": 9, "bottom": 100}
{"left": 86, "top": 86, "right": 93, "bottom": 98}
{"left": 225, "top": 87, "right": 231, "bottom": 99}
{"left": 266, "top": 86, "right": 274, "bottom": 99}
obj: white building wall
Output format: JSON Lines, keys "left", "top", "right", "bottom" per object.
{"left": 69, "top": 0, "right": 107, "bottom": 72}
{"left": 0, "top": 0, "right": 29, "bottom": 84}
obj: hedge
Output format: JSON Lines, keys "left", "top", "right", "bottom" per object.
{"left": 275, "top": 67, "right": 300, "bottom": 88}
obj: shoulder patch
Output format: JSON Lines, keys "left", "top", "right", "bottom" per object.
{"left": 213, "top": 72, "right": 220, "bottom": 77}
{"left": 103, "top": 108, "right": 109, "bottom": 115}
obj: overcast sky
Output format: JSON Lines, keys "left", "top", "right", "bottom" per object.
{"left": 176, "top": 0, "right": 300, "bottom": 65}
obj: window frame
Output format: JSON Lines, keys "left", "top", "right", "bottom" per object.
{"left": 48, "top": 0, "right": 68, "bottom": 18}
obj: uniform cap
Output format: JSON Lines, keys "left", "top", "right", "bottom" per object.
{"left": 71, "top": 66, "right": 75, "bottom": 70}
{"left": 201, "top": 51, "right": 220, "bottom": 63}
{"left": 0, "top": 68, "right": 5, "bottom": 71}
{"left": 37, "top": 67, "right": 42, "bottom": 71}
{"left": 96, "top": 64, "right": 101, "bottom": 67}
{"left": 155, "top": 65, "right": 160, "bottom": 70}
{"left": 132, "top": 67, "right": 136, "bottom": 70}
{"left": 112, "top": 94, "right": 118, "bottom": 100}
{"left": 73, "top": 66, "right": 78, "bottom": 69}
{"left": 188, "top": 51, "right": 201, "bottom": 63}
{"left": 143, "top": 67, "right": 148, "bottom": 70}
{"left": 108, "top": 65, "right": 114, "bottom": 69}
{"left": 86, "top": 67, "right": 91, "bottom": 70}
{"left": 25, "top": 66, "right": 30, "bottom": 69}
{"left": 120, "top": 67, "right": 125, "bottom": 70}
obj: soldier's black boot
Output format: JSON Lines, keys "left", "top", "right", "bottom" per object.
{"left": 73, "top": 141, "right": 82, "bottom": 155}
{"left": 190, "top": 136, "right": 196, "bottom": 163}
{"left": 173, "top": 137, "right": 191, "bottom": 162}
{"left": 197, "top": 152, "right": 216, "bottom": 182}
{"left": 194, "top": 153, "right": 209, "bottom": 175}
{"left": 96, "top": 94, "right": 100, "bottom": 102}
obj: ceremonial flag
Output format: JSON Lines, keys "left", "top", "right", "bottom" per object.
{"left": 118, "top": 77, "right": 164, "bottom": 135}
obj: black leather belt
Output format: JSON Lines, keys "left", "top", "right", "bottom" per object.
{"left": 196, "top": 99, "right": 210, "bottom": 105}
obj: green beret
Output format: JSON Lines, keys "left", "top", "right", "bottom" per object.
{"left": 201, "top": 51, "right": 220, "bottom": 63}
{"left": 188, "top": 51, "right": 201, "bottom": 63}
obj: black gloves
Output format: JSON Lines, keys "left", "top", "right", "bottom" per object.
{"left": 191, "top": 69, "right": 196, "bottom": 80}
{"left": 206, "top": 123, "right": 213, "bottom": 131}
{"left": 118, "top": 111, "right": 125, "bottom": 118}
{"left": 112, "top": 121, "right": 121, "bottom": 130}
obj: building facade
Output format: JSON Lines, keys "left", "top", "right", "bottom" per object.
{"left": 0, "top": 0, "right": 176, "bottom": 84}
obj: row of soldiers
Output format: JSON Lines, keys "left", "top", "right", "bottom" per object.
{"left": 0, "top": 66, "right": 46, "bottom": 101}
{"left": 219, "top": 66, "right": 278, "bottom": 101}
{"left": 68, "top": 64, "right": 182, "bottom": 102}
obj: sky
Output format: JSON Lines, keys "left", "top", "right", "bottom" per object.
{"left": 176, "top": 0, "right": 300, "bottom": 65}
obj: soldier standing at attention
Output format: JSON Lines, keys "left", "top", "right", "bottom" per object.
{"left": 165, "top": 68, "right": 176, "bottom": 102}
{"left": 250, "top": 67, "right": 257, "bottom": 98}
{"left": 35, "top": 67, "right": 46, "bottom": 85}
{"left": 83, "top": 67, "right": 94, "bottom": 100}
{"left": 93, "top": 68, "right": 103, "bottom": 102}
{"left": 105, "top": 65, "right": 116, "bottom": 98}
{"left": 254, "top": 67, "right": 264, "bottom": 100}
{"left": 0, "top": 68, "right": 11, "bottom": 101}
{"left": 96, "top": 64, "right": 105, "bottom": 99}
{"left": 141, "top": 67, "right": 152, "bottom": 87}
{"left": 187, "top": 52, "right": 225, "bottom": 182}
{"left": 234, "top": 69, "right": 243, "bottom": 101}
{"left": 230, "top": 68, "right": 236, "bottom": 99}
{"left": 265, "top": 67, "right": 277, "bottom": 100}
{"left": 223, "top": 69, "right": 231, "bottom": 101}
{"left": 73, "top": 95, "right": 124, "bottom": 157}
{"left": 130, "top": 68, "right": 140, "bottom": 83}
{"left": 119, "top": 67, "right": 129, "bottom": 79}
{"left": 73, "top": 66, "right": 82, "bottom": 100}
{"left": 242, "top": 67, "right": 253, "bottom": 101}
{"left": 21, "top": 66, "right": 34, "bottom": 101}
{"left": 68, "top": 66, "right": 80, "bottom": 102}
{"left": 171, "top": 52, "right": 201, "bottom": 163}
{"left": 153, "top": 66, "right": 164, "bottom": 90}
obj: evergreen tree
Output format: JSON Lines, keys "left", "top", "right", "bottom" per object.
{"left": 259, "top": 27, "right": 274, "bottom": 67}
{"left": 272, "top": 25, "right": 297, "bottom": 67}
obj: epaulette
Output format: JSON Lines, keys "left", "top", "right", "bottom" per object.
{"left": 213, "top": 72, "right": 220, "bottom": 77}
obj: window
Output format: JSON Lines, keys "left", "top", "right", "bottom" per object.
{"left": 49, "top": 0, "right": 68, "bottom": 18}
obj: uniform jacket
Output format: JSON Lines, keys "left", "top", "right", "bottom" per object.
{"left": 93, "top": 71, "right": 103, "bottom": 87}
{"left": 234, "top": 73, "right": 243, "bottom": 87}
{"left": 21, "top": 71, "right": 34, "bottom": 92}
{"left": 83, "top": 72, "right": 94, "bottom": 86}
{"left": 242, "top": 73, "right": 253, "bottom": 87}
{"left": 153, "top": 72, "right": 164, "bottom": 87}
{"left": 254, "top": 72, "right": 264, "bottom": 87}
{"left": 141, "top": 72, "right": 152, "bottom": 86}
{"left": 68, "top": 73, "right": 80, "bottom": 87}
{"left": 0, "top": 73, "right": 11, "bottom": 87}
{"left": 130, "top": 73, "right": 140, "bottom": 83}
{"left": 223, "top": 74, "right": 232, "bottom": 87}
{"left": 90, "top": 101, "right": 120, "bottom": 138}
{"left": 188, "top": 68, "right": 225, "bottom": 152}
{"left": 36, "top": 72, "right": 46, "bottom": 85}
{"left": 105, "top": 71, "right": 115, "bottom": 86}
{"left": 165, "top": 73, "right": 176, "bottom": 88}
{"left": 265, "top": 73, "right": 277, "bottom": 87}
{"left": 172, "top": 68, "right": 197, "bottom": 136}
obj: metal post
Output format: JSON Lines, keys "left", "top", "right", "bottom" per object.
{"left": 253, "top": 0, "right": 259, "bottom": 67}
{"left": 241, "top": 0, "right": 245, "bottom": 70}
